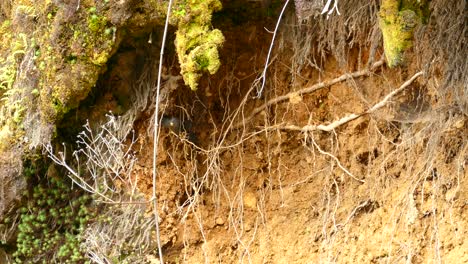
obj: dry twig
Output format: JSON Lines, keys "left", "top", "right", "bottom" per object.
{"left": 273, "top": 71, "right": 424, "bottom": 132}
{"left": 233, "top": 59, "right": 385, "bottom": 129}
{"left": 256, "top": 0, "right": 291, "bottom": 97}
{"left": 151, "top": 0, "right": 174, "bottom": 262}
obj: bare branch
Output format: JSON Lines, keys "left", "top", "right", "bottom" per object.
{"left": 151, "top": 0, "right": 174, "bottom": 262}
{"left": 233, "top": 59, "right": 385, "bottom": 129}
{"left": 271, "top": 70, "right": 423, "bottom": 132}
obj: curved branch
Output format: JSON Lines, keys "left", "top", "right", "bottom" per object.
{"left": 233, "top": 59, "right": 385, "bottom": 129}
{"left": 273, "top": 70, "right": 424, "bottom": 132}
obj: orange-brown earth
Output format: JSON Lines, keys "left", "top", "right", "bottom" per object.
{"left": 120, "top": 11, "right": 467, "bottom": 264}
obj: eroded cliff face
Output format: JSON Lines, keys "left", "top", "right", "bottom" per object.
{"left": 0, "top": 2, "right": 155, "bottom": 241}
{"left": 0, "top": 0, "right": 466, "bottom": 263}
{"left": 0, "top": 0, "right": 227, "bottom": 149}
{"left": 0, "top": 0, "right": 223, "bottom": 222}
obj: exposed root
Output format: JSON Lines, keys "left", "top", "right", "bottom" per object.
{"left": 232, "top": 59, "right": 385, "bottom": 129}
{"left": 309, "top": 136, "right": 364, "bottom": 183}
{"left": 270, "top": 70, "right": 423, "bottom": 132}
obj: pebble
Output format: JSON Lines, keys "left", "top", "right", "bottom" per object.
{"left": 215, "top": 217, "right": 224, "bottom": 226}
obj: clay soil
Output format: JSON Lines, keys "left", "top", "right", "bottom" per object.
{"left": 125, "top": 11, "right": 467, "bottom": 264}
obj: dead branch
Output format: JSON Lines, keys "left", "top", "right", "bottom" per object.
{"left": 272, "top": 71, "right": 424, "bottom": 132}
{"left": 233, "top": 59, "right": 385, "bottom": 129}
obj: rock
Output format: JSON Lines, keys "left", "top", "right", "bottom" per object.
{"left": 215, "top": 217, "right": 224, "bottom": 226}
{"left": 243, "top": 192, "right": 257, "bottom": 209}
{"left": 0, "top": 148, "right": 25, "bottom": 219}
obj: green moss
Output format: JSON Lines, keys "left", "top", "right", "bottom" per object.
{"left": 174, "top": 0, "right": 225, "bottom": 90}
{"left": 0, "top": 0, "right": 121, "bottom": 152}
{"left": 74, "top": 7, "right": 114, "bottom": 67}
{"left": 0, "top": 25, "right": 25, "bottom": 92}
{"left": 13, "top": 165, "right": 94, "bottom": 262}
{"left": 0, "top": 0, "right": 171, "bottom": 153}
{"left": 87, "top": 7, "right": 107, "bottom": 33}
{"left": 379, "top": 0, "right": 428, "bottom": 67}
{"left": 35, "top": 2, "right": 117, "bottom": 123}
{"left": 0, "top": 21, "right": 30, "bottom": 150}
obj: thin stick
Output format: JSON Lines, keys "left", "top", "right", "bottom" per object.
{"left": 256, "top": 0, "right": 290, "bottom": 97}
{"left": 234, "top": 59, "right": 384, "bottom": 128}
{"left": 271, "top": 71, "right": 423, "bottom": 132}
{"left": 366, "top": 71, "right": 423, "bottom": 113}
{"left": 152, "top": 0, "right": 174, "bottom": 262}
{"left": 311, "top": 137, "right": 364, "bottom": 183}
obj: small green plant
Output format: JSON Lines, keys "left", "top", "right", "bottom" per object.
{"left": 173, "top": 2, "right": 187, "bottom": 18}
{"left": 87, "top": 7, "right": 106, "bottom": 33}
{"left": 13, "top": 165, "right": 94, "bottom": 263}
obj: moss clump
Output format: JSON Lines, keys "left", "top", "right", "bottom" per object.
{"left": 0, "top": 0, "right": 120, "bottom": 151}
{"left": 0, "top": 20, "right": 26, "bottom": 96}
{"left": 173, "top": 0, "right": 225, "bottom": 90}
{"left": 13, "top": 164, "right": 93, "bottom": 263}
{"left": 0, "top": 21, "right": 16, "bottom": 91}
{"left": 379, "top": 0, "right": 429, "bottom": 67}
{"left": 35, "top": 2, "right": 117, "bottom": 123}
{"left": 0, "top": 20, "right": 29, "bottom": 150}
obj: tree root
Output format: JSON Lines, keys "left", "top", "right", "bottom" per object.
{"left": 233, "top": 59, "right": 386, "bottom": 129}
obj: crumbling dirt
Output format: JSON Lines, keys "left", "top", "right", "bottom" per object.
{"left": 124, "top": 10, "right": 467, "bottom": 264}
{"left": 0, "top": 1, "right": 465, "bottom": 263}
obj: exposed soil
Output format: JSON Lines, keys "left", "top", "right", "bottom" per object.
{"left": 0, "top": 1, "right": 466, "bottom": 263}
{"left": 118, "top": 8, "right": 467, "bottom": 264}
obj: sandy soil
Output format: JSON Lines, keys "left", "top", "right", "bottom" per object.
{"left": 126, "top": 14, "right": 467, "bottom": 264}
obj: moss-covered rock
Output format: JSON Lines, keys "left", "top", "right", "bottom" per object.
{"left": 37, "top": 1, "right": 119, "bottom": 123}
{"left": 379, "top": 0, "right": 428, "bottom": 67}
{"left": 0, "top": 0, "right": 222, "bottom": 152}
{"left": 0, "top": 1, "right": 120, "bottom": 151}
{"left": 173, "top": 0, "right": 225, "bottom": 90}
